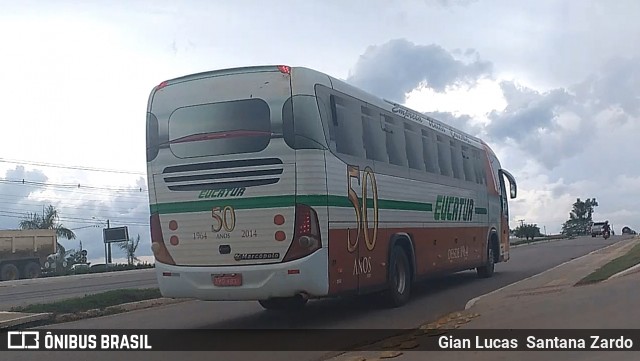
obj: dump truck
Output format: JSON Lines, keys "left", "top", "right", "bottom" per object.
{"left": 0, "top": 229, "right": 57, "bottom": 281}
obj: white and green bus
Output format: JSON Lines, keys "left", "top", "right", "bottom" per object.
{"left": 145, "top": 65, "right": 517, "bottom": 309}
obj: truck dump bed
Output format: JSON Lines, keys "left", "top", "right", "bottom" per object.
{"left": 0, "top": 229, "right": 57, "bottom": 280}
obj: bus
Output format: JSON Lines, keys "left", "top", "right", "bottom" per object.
{"left": 145, "top": 65, "right": 517, "bottom": 310}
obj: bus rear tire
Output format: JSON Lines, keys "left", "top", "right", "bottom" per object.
{"left": 477, "top": 241, "right": 496, "bottom": 278}
{"left": 383, "top": 246, "right": 411, "bottom": 308}
{"left": 258, "top": 295, "right": 307, "bottom": 311}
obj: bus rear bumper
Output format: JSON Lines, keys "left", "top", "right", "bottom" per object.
{"left": 154, "top": 248, "right": 329, "bottom": 301}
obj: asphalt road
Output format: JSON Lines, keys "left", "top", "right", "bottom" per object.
{"left": 3, "top": 235, "right": 627, "bottom": 361}
{"left": 0, "top": 268, "right": 157, "bottom": 310}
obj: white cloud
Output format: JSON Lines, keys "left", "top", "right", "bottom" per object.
{"left": 405, "top": 78, "right": 507, "bottom": 123}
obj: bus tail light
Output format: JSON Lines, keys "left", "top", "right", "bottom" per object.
{"left": 150, "top": 213, "right": 176, "bottom": 265}
{"left": 277, "top": 65, "right": 291, "bottom": 74}
{"left": 283, "top": 204, "right": 322, "bottom": 262}
{"left": 156, "top": 81, "right": 168, "bottom": 90}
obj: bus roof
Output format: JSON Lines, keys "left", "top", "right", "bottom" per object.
{"left": 155, "top": 65, "right": 287, "bottom": 89}
{"left": 153, "top": 65, "right": 489, "bottom": 150}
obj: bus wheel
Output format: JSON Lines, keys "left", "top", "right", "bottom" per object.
{"left": 477, "top": 242, "right": 495, "bottom": 278}
{"left": 258, "top": 295, "right": 307, "bottom": 311}
{"left": 384, "top": 246, "right": 411, "bottom": 308}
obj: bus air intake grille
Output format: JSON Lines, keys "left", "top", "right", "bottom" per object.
{"left": 162, "top": 158, "right": 284, "bottom": 191}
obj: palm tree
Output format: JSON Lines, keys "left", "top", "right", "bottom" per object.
{"left": 19, "top": 204, "right": 76, "bottom": 256}
{"left": 118, "top": 234, "right": 140, "bottom": 265}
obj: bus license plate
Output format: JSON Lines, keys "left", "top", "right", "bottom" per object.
{"left": 212, "top": 274, "right": 242, "bottom": 287}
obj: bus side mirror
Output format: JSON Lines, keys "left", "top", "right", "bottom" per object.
{"left": 499, "top": 169, "right": 517, "bottom": 199}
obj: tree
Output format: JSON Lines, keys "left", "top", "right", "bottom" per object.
{"left": 66, "top": 248, "right": 88, "bottom": 266}
{"left": 514, "top": 223, "right": 542, "bottom": 241}
{"left": 561, "top": 198, "right": 599, "bottom": 236}
{"left": 118, "top": 234, "right": 140, "bottom": 265}
{"left": 19, "top": 204, "right": 76, "bottom": 254}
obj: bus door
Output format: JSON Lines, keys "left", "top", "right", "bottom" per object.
{"left": 498, "top": 169, "right": 517, "bottom": 261}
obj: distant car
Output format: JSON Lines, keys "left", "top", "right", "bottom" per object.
{"left": 69, "top": 263, "right": 90, "bottom": 274}
{"left": 89, "top": 263, "right": 115, "bottom": 272}
{"left": 591, "top": 222, "right": 606, "bottom": 237}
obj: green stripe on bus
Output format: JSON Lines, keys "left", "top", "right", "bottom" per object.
{"left": 299, "top": 195, "right": 433, "bottom": 212}
{"left": 475, "top": 207, "right": 488, "bottom": 214}
{"left": 150, "top": 195, "right": 296, "bottom": 214}
{"left": 376, "top": 199, "right": 432, "bottom": 211}
{"left": 150, "top": 195, "right": 433, "bottom": 214}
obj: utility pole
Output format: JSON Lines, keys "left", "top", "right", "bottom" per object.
{"left": 106, "top": 220, "right": 111, "bottom": 264}
{"left": 102, "top": 219, "right": 111, "bottom": 266}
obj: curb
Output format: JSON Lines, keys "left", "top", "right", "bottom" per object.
{"left": 51, "top": 297, "right": 191, "bottom": 324}
{"left": 0, "top": 312, "right": 53, "bottom": 329}
{"left": 464, "top": 239, "right": 628, "bottom": 310}
{"left": 104, "top": 297, "right": 190, "bottom": 313}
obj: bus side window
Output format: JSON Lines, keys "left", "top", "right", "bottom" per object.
{"left": 421, "top": 129, "right": 439, "bottom": 174}
{"left": 290, "top": 95, "right": 329, "bottom": 149}
{"left": 450, "top": 139, "right": 464, "bottom": 180}
{"left": 436, "top": 134, "right": 453, "bottom": 177}
{"left": 472, "top": 149, "right": 486, "bottom": 185}
{"left": 315, "top": 85, "right": 337, "bottom": 152}
{"left": 404, "top": 122, "right": 425, "bottom": 171}
{"left": 383, "top": 114, "right": 409, "bottom": 167}
{"left": 330, "top": 94, "right": 366, "bottom": 158}
{"left": 361, "top": 105, "right": 388, "bottom": 163}
{"left": 329, "top": 95, "right": 339, "bottom": 126}
{"left": 461, "top": 145, "right": 476, "bottom": 183}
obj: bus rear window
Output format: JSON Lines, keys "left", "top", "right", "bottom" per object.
{"left": 168, "top": 98, "right": 271, "bottom": 158}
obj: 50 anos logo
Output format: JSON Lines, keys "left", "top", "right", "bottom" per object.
{"left": 346, "top": 165, "right": 379, "bottom": 253}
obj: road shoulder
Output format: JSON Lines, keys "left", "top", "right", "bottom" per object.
{"left": 324, "top": 236, "right": 640, "bottom": 361}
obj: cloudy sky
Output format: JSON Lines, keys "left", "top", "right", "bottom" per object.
{"left": 1, "top": 0, "right": 639, "bottom": 263}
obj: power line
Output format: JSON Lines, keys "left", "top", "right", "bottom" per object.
{"left": 0, "top": 162, "right": 155, "bottom": 228}
{"left": 1, "top": 190, "right": 147, "bottom": 206}
{"left": 0, "top": 184, "right": 148, "bottom": 201}
{"left": 0, "top": 208, "right": 148, "bottom": 223}
{"left": 70, "top": 224, "right": 104, "bottom": 231}
{"left": 0, "top": 157, "right": 146, "bottom": 175}
{"left": 0, "top": 199, "right": 148, "bottom": 214}
{"left": 0, "top": 178, "right": 148, "bottom": 194}
{"left": 0, "top": 189, "right": 152, "bottom": 224}
{"left": 0, "top": 211, "right": 149, "bottom": 226}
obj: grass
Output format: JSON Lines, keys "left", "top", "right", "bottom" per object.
{"left": 40, "top": 262, "right": 155, "bottom": 278}
{"left": 576, "top": 241, "right": 640, "bottom": 286}
{"left": 511, "top": 238, "right": 542, "bottom": 246}
{"left": 10, "top": 288, "right": 162, "bottom": 314}
{"left": 510, "top": 235, "right": 566, "bottom": 246}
